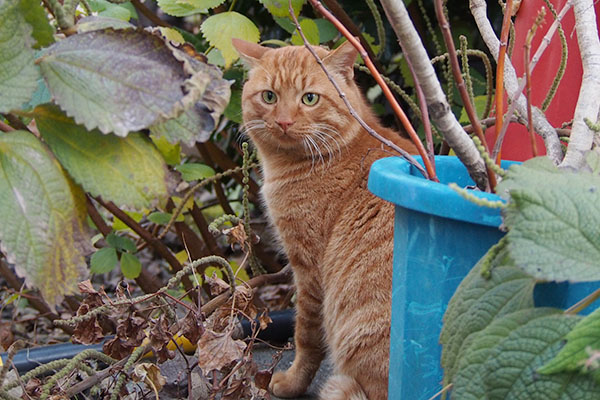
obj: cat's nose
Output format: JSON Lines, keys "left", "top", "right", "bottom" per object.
{"left": 276, "top": 120, "right": 294, "bottom": 132}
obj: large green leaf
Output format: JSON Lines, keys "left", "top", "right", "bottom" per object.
{"left": 500, "top": 158, "right": 600, "bottom": 282}
{"left": 0, "top": 0, "right": 40, "bottom": 112}
{"left": 37, "top": 29, "right": 190, "bottom": 137}
{"left": 540, "top": 307, "right": 600, "bottom": 377}
{"left": 0, "top": 131, "right": 91, "bottom": 307}
{"left": 201, "top": 12, "right": 260, "bottom": 68}
{"left": 34, "top": 104, "right": 170, "bottom": 209}
{"left": 291, "top": 18, "right": 320, "bottom": 46}
{"left": 18, "top": 0, "right": 54, "bottom": 48}
{"left": 440, "top": 250, "right": 535, "bottom": 383}
{"left": 482, "top": 314, "right": 600, "bottom": 399}
{"left": 158, "top": 0, "right": 225, "bottom": 16}
{"left": 450, "top": 308, "right": 560, "bottom": 400}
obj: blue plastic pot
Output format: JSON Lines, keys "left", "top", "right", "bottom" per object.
{"left": 368, "top": 156, "right": 600, "bottom": 400}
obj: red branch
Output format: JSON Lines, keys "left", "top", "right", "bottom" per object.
{"left": 308, "top": 0, "right": 438, "bottom": 181}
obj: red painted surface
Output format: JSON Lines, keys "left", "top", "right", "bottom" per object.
{"left": 485, "top": 0, "right": 600, "bottom": 161}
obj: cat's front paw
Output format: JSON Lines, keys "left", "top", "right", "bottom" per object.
{"left": 269, "top": 369, "right": 310, "bottom": 398}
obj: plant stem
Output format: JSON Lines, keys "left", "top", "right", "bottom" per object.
{"left": 381, "top": 0, "right": 489, "bottom": 189}
{"left": 565, "top": 287, "right": 600, "bottom": 315}
{"left": 434, "top": 0, "right": 497, "bottom": 191}
{"left": 493, "top": 0, "right": 514, "bottom": 164}
{"left": 131, "top": 0, "right": 169, "bottom": 27}
{"left": 308, "top": 0, "right": 437, "bottom": 181}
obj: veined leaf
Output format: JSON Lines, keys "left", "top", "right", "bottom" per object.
{"left": 0, "top": 131, "right": 91, "bottom": 307}
{"left": 482, "top": 314, "right": 600, "bottom": 399}
{"left": 291, "top": 18, "right": 319, "bottom": 46}
{"left": 500, "top": 158, "right": 600, "bottom": 282}
{"left": 106, "top": 233, "right": 136, "bottom": 253}
{"left": 38, "top": 28, "right": 190, "bottom": 137}
{"left": 258, "top": 0, "right": 305, "bottom": 17}
{"left": 34, "top": 104, "right": 170, "bottom": 209}
{"left": 150, "top": 43, "right": 231, "bottom": 145}
{"left": 540, "top": 307, "right": 600, "bottom": 376}
{"left": 90, "top": 247, "right": 118, "bottom": 274}
{"left": 0, "top": 0, "right": 40, "bottom": 112}
{"left": 201, "top": 12, "right": 260, "bottom": 68}
{"left": 440, "top": 250, "right": 535, "bottom": 383}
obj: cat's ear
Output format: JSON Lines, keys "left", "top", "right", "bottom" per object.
{"left": 232, "top": 39, "right": 270, "bottom": 67}
{"left": 323, "top": 40, "right": 358, "bottom": 81}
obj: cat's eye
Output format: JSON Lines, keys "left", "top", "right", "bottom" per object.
{"left": 302, "top": 93, "right": 319, "bottom": 106}
{"left": 262, "top": 90, "right": 277, "bottom": 104}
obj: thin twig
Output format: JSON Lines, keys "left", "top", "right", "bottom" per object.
{"left": 434, "top": 0, "right": 497, "bottom": 191}
{"left": 493, "top": 0, "right": 514, "bottom": 164}
{"left": 307, "top": 0, "right": 436, "bottom": 181}
{"left": 565, "top": 287, "right": 600, "bottom": 315}
{"left": 297, "top": 0, "right": 433, "bottom": 179}
{"left": 0, "top": 120, "right": 14, "bottom": 132}
{"left": 131, "top": 0, "right": 169, "bottom": 27}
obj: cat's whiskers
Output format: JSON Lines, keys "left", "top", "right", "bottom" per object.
{"left": 238, "top": 120, "right": 267, "bottom": 145}
{"left": 312, "top": 132, "right": 335, "bottom": 168}
{"left": 306, "top": 135, "right": 325, "bottom": 169}
{"left": 301, "top": 136, "right": 317, "bottom": 172}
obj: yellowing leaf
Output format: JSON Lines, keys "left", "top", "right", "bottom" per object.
{"left": 158, "top": 27, "right": 185, "bottom": 44}
{"left": 0, "top": 131, "right": 91, "bottom": 308}
{"left": 201, "top": 12, "right": 260, "bottom": 68}
{"left": 35, "top": 104, "right": 170, "bottom": 210}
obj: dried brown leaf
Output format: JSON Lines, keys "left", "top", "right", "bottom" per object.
{"left": 196, "top": 329, "right": 246, "bottom": 373}
{"left": 133, "top": 362, "right": 167, "bottom": 392}
{"left": 223, "top": 222, "right": 248, "bottom": 250}
{"left": 258, "top": 313, "right": 272, "bottom": 331}
{"left": 205, "top": 272, "right": 230, "bottom": 296}
{"left": 180, "top": 310, "right": 204, "bottom": 345}
{"left": 77, "top": 279, "right": 97, "bottom": 294}
{"left": 254, "top": 369, "right": 272, "bottom": 390}
{"left": 149, "top": 315, "right": 174, "bottom": 363}
{"left": 72, "top": 303, "right": 104, "bottom": 344}
{"left": 0, "top": 322, "right": 14, "bottom": 351}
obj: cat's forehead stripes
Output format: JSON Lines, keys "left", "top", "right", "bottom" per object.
{"left": 256, "top": 46, "right": 327, "bottom": 92}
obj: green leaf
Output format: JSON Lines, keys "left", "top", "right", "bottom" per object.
{"left": 120, "top": 252, "right": 142, "bottom": 279}
{"left": 148, "top": 211, "right": 183, "bottom": 225}
{"left": 157, "top": 0, "right": 206, "bottom": 17}
{"left": 440, "top": 250, "right": 535, "bottom": 383}
{"left": 0, "top": 1, "right": 40, "bottom": 112}
{"left": 34, "top": 104, "right": 170, "bottom": 209}
{"left": 38, "top": 29, "right": 193, "bottom": 137}
{"left": 313, "top": 18, "right": 338, "bottom": 43}
{"left": 272, "top": 15, "right": 296, "bottom": 34}
{"left": 88, "top": 0, "right": 132, "bottom": 21}
{"left": 0, "top": 131, "right": 91, "bottom": 307}
{"left": 482, "top": 314, "right": 600, "bottom": 399}
{"left": 500, "top": 158, "right": 600, "bottom": 282}
{"left": 291, "top": 18, "right": 320, "bottom": 46}
{"left": 201, "top": 12, "right": 260, "bottom": 68}
{"left": 258, "top": 0, "right": 305, "bottom": 17}
{"left": 106, "top": 233, "right": 136, "bottom": 253}
{"left": 451, "top": 308, "right": 561, "bottom": 400}
{"left": 174, "top": 163, "right": 215, "bottom": 181}
{"left": 18, "top": 0, "right": 55, "bottom": 48}
{"left": 75, "top": 15, "right": 136, "bottom": 33}
{"left": 90, "top": 247, "right": 118, "bottom": 274}
{"left": 540, "top": 307, "right": 600, "bottom": 376}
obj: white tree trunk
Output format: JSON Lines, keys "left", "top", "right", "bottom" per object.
{"left": 470, "top": 0, "right": 564, "bottom": 164}
{"left": 379, "top": 0, "right": 488, "bottom": 188}
{"left": 560, "top": 0, "right": 600, "bottom": 169}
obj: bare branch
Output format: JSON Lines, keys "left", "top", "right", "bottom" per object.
{"left": 470, "top": 0, "right": 564, "bottom": 163}
{"left": 380, "top": 0, "right": 489, "bottom": 189}
{"left": 560, "top": 0, "right": 600, "bottom": 169}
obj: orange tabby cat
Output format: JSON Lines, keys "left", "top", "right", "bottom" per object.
{"left": 232, "top": 39, "right": 417, "bottom": 400}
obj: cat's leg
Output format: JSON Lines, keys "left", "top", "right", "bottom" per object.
{"left": 269, "top": 268, "right": 326, "bottom": 398}
{"left": 319, "top": 204, "right": 394, "bottom": 400}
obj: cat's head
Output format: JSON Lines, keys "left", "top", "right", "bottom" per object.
{"left": 232, "top": 39, "right": 365, "bottom": 157}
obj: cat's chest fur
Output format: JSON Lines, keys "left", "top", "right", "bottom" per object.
{"left": 260, "top": 164, "right": 358, "bottom": 270}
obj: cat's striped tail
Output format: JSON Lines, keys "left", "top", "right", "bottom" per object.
{"left": 319, "top": 375, "right": 369, "bottom": 400}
